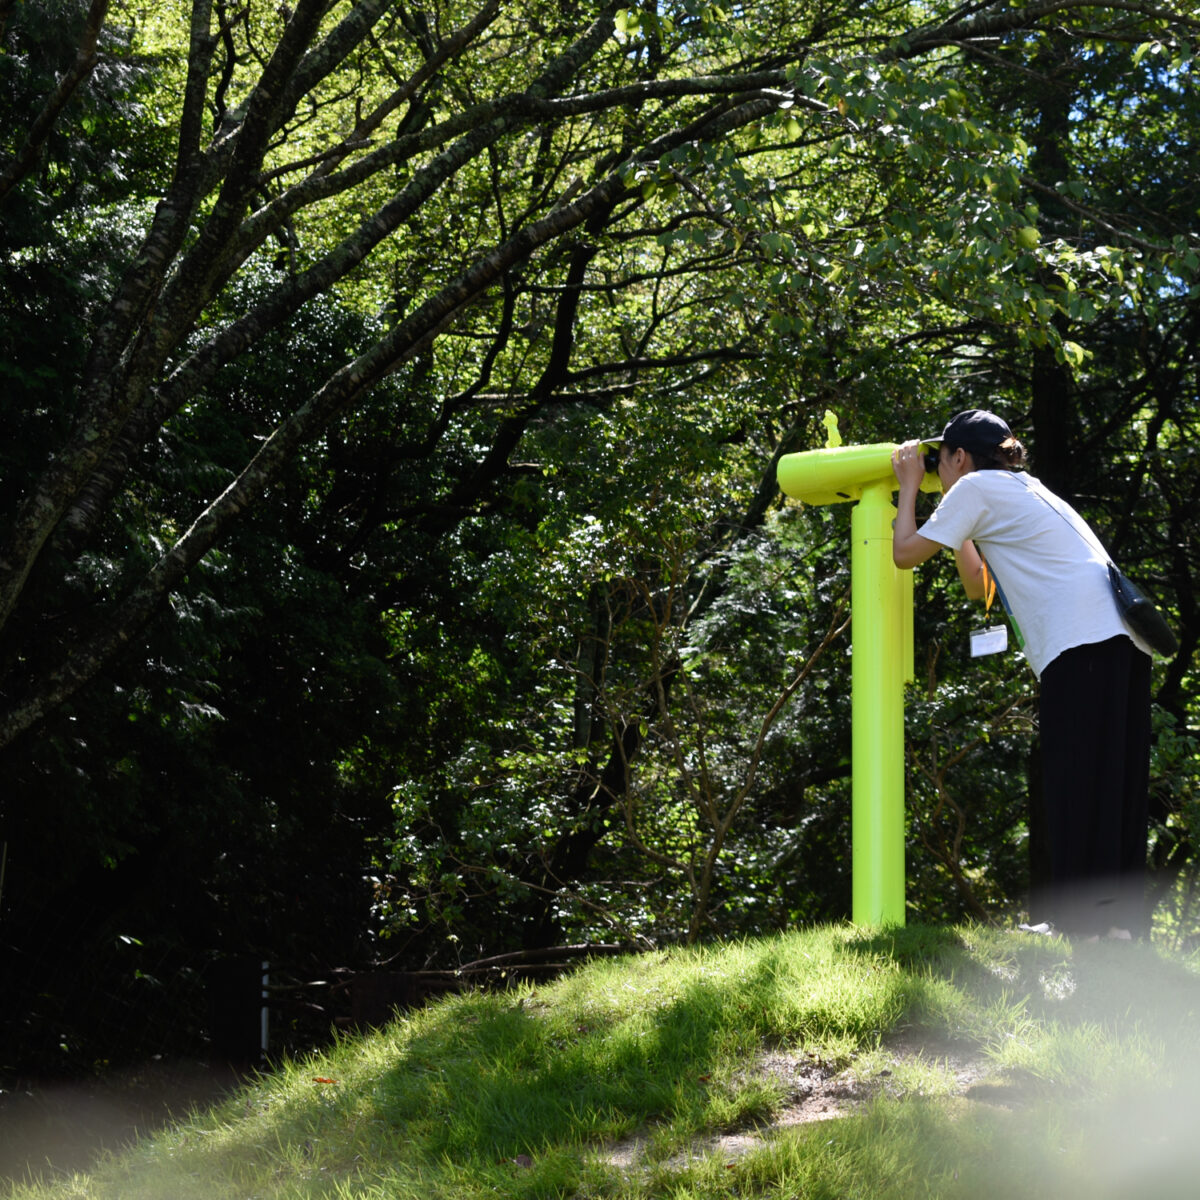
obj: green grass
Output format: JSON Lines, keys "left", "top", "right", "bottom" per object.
{"left": 7, "top": 923, "right": 1200, "bottom": 1199}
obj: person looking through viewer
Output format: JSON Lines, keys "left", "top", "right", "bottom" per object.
{"left": 890, "top": 409, "right": 1153, "bottom": 941}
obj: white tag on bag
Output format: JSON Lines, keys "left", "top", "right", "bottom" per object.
{"left": 970, "top": 625, "right": 1008, "bottom": 657}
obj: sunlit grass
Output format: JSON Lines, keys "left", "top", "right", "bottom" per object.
{"left": 7, "top": 924, "right": 1200, "bottom": 1199}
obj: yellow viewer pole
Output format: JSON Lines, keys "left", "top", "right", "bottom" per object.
{"left": 776, "top": 420, "right": 937, "bottom": 928}
{"left": 850, "top": 480, "right": 908, "bottom": 925}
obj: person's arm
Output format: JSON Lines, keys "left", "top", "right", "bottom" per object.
{"left": 891, "top": 442, "right": 987, "bottom": 603}
{"left": 954, "top": 540, "right": 987, "bottom": 601}
{"left": 891, "top": 441, "right": 942, "bottom": 568}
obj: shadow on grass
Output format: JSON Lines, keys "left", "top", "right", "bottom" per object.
{"left": 842, "top": 922, "right": 1200, "bottom": 1036}
{"left": 364, "top": 974, "right": 739, "bottom": 1163}
{"left": 359, "top": 925, "right": 1040, "bottom": 1166}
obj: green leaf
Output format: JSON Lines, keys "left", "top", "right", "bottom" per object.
{"left": 614, "top": 9, "right": 640, "bottom": 36}
{"left": 1058, "top": 340, "right": 1088, "bottom": 369}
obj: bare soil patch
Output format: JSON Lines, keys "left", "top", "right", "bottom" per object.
{"left": 601, "top": 1032, "right": 1004, "bottom": 1171}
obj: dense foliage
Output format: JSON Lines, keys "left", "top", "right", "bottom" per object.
{"left": 0, "top": 0, "right": 1197, "bottom": 1074}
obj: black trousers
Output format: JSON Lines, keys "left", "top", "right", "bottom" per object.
{"left": 1031, "top": 635, "right": 1152, "bottom": 937}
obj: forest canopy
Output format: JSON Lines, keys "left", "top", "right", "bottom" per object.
{"left": 1, "top": 0, "right": 1197, "bottom": 1070}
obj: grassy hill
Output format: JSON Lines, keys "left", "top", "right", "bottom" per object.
{"left": 7, "top": 923, "right": 1200, "bottom": 1200}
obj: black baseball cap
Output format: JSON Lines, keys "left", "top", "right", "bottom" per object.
{"left": 923, "top": 409, "right": 1012, "bottom": 455}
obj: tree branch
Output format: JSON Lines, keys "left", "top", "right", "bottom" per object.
{"left": 0, "top": 0, "right": 110, "bottom": 207}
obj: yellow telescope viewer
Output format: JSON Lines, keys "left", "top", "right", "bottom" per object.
{"left": 777, "top": 413, "right": 940, "bottom": 927}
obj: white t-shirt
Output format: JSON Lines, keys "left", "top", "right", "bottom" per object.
{"left": 918, "top": 470, "right": 1149, "bottom": 677}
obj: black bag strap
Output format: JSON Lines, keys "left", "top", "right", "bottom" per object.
{"left": 1002, "top": 471, "right": 1114, "bottom": 565}
{"left": 1001, "top": 472, "right": 1176, "bottom": 655}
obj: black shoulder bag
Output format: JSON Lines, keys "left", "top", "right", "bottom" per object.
{"left": 1105, "top": 563, "right": 1178, "bottom": 657}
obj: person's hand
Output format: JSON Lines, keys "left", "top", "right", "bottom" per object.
{"left": 891, "top": 439, "right": 927, "bottom": 490}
